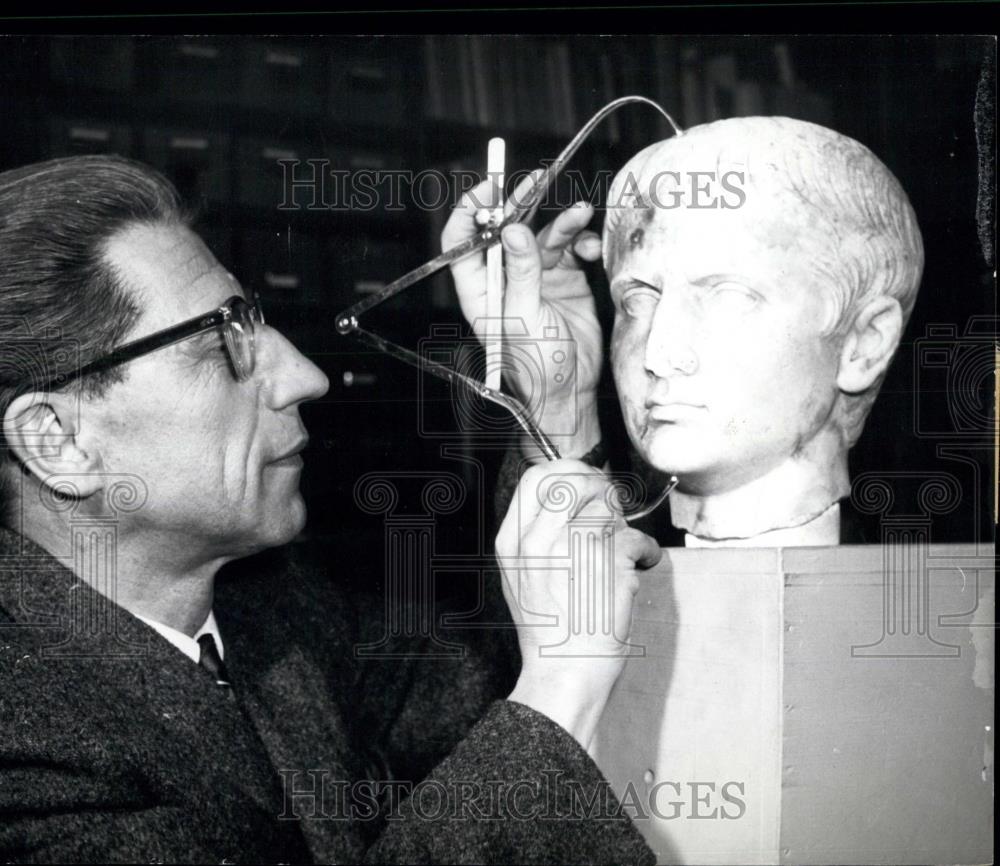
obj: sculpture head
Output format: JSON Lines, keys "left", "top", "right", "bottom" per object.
{"left": 603, "top": 117, "right": 923, "bottom": 536}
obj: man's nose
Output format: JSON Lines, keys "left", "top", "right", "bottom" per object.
{"left": 255, "top": 325, "right": 330, "bottom": 408}
{"left": 643, "top": 290, "right": 699, "bottom": 378}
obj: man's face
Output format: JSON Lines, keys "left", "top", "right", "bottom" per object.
{"left": 83, "top": 223, "right": 329, "bottom": 558}
{"left": 608, "top": 181, "right": 843, "bottom": 495}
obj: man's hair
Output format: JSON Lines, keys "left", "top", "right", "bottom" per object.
{"left": 0, "top": 154, "right": 187, "bottom": 524}
{"left": 603, "top": 116, "right": 925, "bottom": 444}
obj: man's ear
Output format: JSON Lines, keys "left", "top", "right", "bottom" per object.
{"left": 2, "top": 392, "right": 105, "bottom": 496}
{"left": 836, "top": 296, "right": 904, "bottom": 394}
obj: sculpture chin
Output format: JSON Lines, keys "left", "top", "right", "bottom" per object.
{"left": 633, "top": 417, "right": 812, "bottom": 499}
{"left": 664, "top": 427, "right": 852, "bottom": 542}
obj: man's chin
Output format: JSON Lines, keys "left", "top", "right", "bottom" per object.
{"left": 253, "top": 495, "right": 308, "bottom": 550}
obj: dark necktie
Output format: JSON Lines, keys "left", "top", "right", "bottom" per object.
{"left": 197, "top": 633, "right": 231, "bottom": 687}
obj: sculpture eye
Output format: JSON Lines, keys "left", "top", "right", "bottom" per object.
{"left": 621, "top": 287, "right": 659, "bottom": 318}
{"left": 707, "top": 281, "right": 759, "bottom": 310}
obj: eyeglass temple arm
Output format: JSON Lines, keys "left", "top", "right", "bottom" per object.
{"left": 349, "top": 323, "right": 561, "bottom": 460}
{"left": 30, "top": 307, "right": 231, "bottom": 393}
{"left": 335, "top": 96, "right": 683, "bottom": 337}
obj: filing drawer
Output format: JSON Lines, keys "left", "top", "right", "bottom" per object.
{"left": 237, "top": 228, "right": 324, "bottom": 308}
{"left": 325, "top": 347, "right": 421, "bottom": 403}
{"left": 147, "top": 39, "right": 238, "bottom": 105}
{"left": 1, "top": 120, "right": 41, "bottom": 170}
{"left": 49, "top": 37, "right": 135, "bottom": 92}
{"left": 234, "top": 228, "right": 327, "bottom": 366}
{"left": 234, "top": 136, "right": 322, "bottom": 210}
{"left": 324, "top": 143, "right": 406, "bottom": 215}
{"left": 47, "top": 117, "right": 133, "bottom": 158}
{"left": 325, "top": 233, "right": 412, "bottom": 309}
{"left": 328, "top": 39, "right": 406, "bottom": 127}
{"left": 239, "top": 40, "right": 324, "bottom": 111}
{"left": 142, "top": 126, "right": 230, "bottom": 206}
{"left": 194, "top": 223, "right": 235, "bottom": 273}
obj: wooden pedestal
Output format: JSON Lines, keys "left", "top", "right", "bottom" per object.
{"left": 592, "top": 544, "right": 994, "bottom": 865}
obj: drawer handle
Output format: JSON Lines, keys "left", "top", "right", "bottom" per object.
{"left": 169, "top": 136, "right": 209, "bottom": 151}
{"left": 349, "top": 65, "right": 386, "bottom": 82}
{"left": 262, "top": 147, "right": 298, "bottom": 161}
{"left": 179, "top": 44, "right": 219, "bottom": 60}
{"left": 264, "top": 272, "right": 300, "bottom": 290}
{"left": 349, "top": 155, "right": 386, "bottom": 170}
{"left": 69, "top": 127, "right": 110, "bottom": 142}
{"left": 266, "top": 50, "right": 303, "bottom": 68}
{"left": 343, "top": 371, "right": 377, "bottom": 387}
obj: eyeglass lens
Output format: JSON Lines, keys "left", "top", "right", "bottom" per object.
{"left": 223, "top": 297, "right": 261, "bottom": 380}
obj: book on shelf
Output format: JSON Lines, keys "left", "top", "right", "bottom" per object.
{"left": 680, "top": 47, "right": 703, "bottom": 128}
{"left": 651, "top": 35, "right": 680, "bottom": 139}
{"left": 421, "top": 35, "right": 583, "bottom": 138}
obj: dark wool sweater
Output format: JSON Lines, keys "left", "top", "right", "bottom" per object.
{"left": 0, "top": 528, "right": 654, "bottom": 865}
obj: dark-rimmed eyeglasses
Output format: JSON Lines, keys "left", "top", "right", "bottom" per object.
{"left": 30, "top": 294, "right": 265, "bottom": 393}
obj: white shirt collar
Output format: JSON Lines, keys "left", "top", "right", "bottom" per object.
{"left": 135, "top": 610, "right": 224, "bottom": 665}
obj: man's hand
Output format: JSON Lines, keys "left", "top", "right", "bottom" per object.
{"left": 495, "top": 460, "right": 662, "bottom": 751}
{"left": 441, "top": 174, "right": 604, "bottom": 460}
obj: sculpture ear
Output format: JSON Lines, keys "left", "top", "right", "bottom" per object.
{"left": 836, "top": 296, "right": 904, "bottom": 394}
{"left": 2, "top": 392, "right": 105, "bottom": 496}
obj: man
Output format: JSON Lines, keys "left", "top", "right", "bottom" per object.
{"left": 445, "top": 116, "right": 923, "bottom": 547}
{"left": 0, "top": 155, "right": 659, "bottom": 863}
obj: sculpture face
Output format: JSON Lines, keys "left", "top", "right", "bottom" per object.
{"left": 608, "top": 186, "right": 843, "bottom": 494}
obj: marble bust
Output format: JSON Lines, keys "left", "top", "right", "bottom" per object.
{"left": 603, "top": 116, "right": 924, "bottom": 544}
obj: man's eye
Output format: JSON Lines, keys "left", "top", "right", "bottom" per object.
{"left": 197, "top": 337, "right": 230, "bottom": 366}
{"left": 621, "top": 288, "right": 659, "bottom": 317}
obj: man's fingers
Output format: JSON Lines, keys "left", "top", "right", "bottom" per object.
{"left": 524, "top": 471, "right": 623, "bottom": 551}
{"left": 501, "top": 223, "right": 542, "bottom": 324}
{"left": 536, "top": 202, "right": 596, "bottom": 270}
{"left": 572, "top": 230, "right": 603, "bottom": 262}
{"left": 500, "top": 461, "right": 613, "bottom": 553}
{"left": 497, "top": 460, "right": 583, "bottom": 552}
{"left": 441, "top": 178, "right": 500, "bottom": 251}
{"left": 441, "top": 179, "right": 501, "bottom": 315}
{"left": 617, "top": 528, "right": 663, "bottom": 570}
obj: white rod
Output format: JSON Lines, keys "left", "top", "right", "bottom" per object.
{"left": 485, "top": 136, "right": 505, "bottom": 392}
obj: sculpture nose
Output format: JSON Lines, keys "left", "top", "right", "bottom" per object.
{"left": 643, "top": 292, "right": 699, "bottom": 378}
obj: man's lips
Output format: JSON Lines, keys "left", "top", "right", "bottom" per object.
{"left": 272, "top": 437, "right": 309, "bottom": 462}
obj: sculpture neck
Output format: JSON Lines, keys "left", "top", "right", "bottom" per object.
{"left": 668, "top": 428, "right": 850, "bottom": 542}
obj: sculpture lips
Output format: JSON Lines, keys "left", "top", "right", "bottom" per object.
{"left": 647, "top": 402, "right": 705, "bottom": 422}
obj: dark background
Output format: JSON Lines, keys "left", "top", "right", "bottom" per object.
{"left": 0, "top": 34, "right": 994, "bottom": 556}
